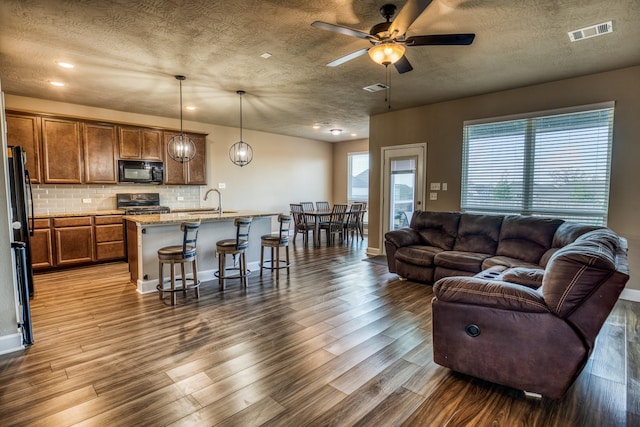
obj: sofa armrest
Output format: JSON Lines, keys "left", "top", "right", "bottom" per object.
{"left": 384, "top": 228, "right": 423, "bottom": 248}
{"left": 433, "top": 277, "right": 550, "bottom": 313}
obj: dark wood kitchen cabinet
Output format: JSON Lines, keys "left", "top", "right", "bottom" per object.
{"left": 94, "top": 215, "right": 125, "bottom": 261}
{"left": 163, "top": 131, "right": 206, "bottom": 185}
{"left": 41, "top": 117, "right": 83, "bottom": 184}
{"left": 5, "top": 112, "right": 43, "bottom": 184}
{"left": 53, "top": 216, "right": 94, "bottom": 266}
{"left": 118, "top": 126, "right": 163, "bottom": 160}
{"left": 30, "top": 218, "right": 53, "bottom": 270}
{"left": 83, "top": 122, "right": 118, "bottom": 184}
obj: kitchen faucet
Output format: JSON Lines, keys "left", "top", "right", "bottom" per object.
{"left": 204, "top": 188, "right": 222, "bottom": 215}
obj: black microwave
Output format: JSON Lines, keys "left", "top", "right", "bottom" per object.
{"left": 118, "top": 160, "right": 164, "bottom": 184}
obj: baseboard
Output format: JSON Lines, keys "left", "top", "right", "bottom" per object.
{"left": 136, "top": 262, "right": 261, "bottom": 294}
{"left": 0, "top": 333, "right": 24, "bottom": 356}
{"left": 366, "top": 247, "right": 380, "bottom": 256}
{"left": 620, "top": 287, "right": 640, "bottom": 302}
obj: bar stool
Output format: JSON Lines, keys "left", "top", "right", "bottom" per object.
{"left": 215, "top": 217, "right": 252, "bottom": 290}
{"left": 260, "top": 214, "right": 292, "bottom": 280}
{"left": 157, "top": 221, "right": 201, "bottom": 305}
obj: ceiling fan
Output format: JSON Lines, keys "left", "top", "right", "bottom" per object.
{"left": 311, "top": 0, "right": 475, "bottom": 74}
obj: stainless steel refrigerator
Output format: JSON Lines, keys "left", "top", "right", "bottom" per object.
{"left": 7, "top": 145, "right": 34, "bottom": 346}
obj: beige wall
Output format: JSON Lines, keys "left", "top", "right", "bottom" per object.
{"left": 5, "top": 95, "right": 333, "bottom": 216}
{"left": 332, "top": 138, "right": 369, "bottom": 204}
{"left": 368, "top": 65, "right": 640, "bottom": 290}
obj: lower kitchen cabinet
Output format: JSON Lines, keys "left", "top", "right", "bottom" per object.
{"left": 95, "top": 215, "right": 125, "bottom": 261}
{"left": 30, "top": 218, "right": 53, "bottom": 269}
{"left": 32, "top": 214, "right": 126, "bottom": 270}
{"left": 53, "top": 217, "right": 94, "bottom": 266}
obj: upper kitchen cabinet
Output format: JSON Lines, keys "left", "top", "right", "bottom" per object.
{"left": 118, "top": 126, "right": 163, "bottom": 160}
{"left": 5, "top": 112, "right": 42, "bottom": 184}
{"left": 41, "top": 117, "right": 83, "bottom": 184}
{"left": 83, "top": 122, "right": 118, "bottom": 184}
{"left": 163, "top": 131, "right": 207, "bottom": 185}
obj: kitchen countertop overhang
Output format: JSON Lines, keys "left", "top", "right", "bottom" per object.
{"left": 123, "top": 210, "right": 278, "bottom": 225}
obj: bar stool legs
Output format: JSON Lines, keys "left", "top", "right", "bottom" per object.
{"left": 259, "top": 214, "right": 292, "bottom": 281}
{"left": 157, "top": 221, "right": 200, "bottom": 306}
{"left": 215, "top": 217, "right": 253, "bottom": 290}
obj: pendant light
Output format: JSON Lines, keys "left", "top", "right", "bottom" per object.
{"left": 229, "top": 90, "right": 253, "bottom": 167}
{"left": 167, "top": 75, "right": 196, "bottom": 163}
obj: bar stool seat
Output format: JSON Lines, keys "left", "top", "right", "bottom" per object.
{"left": 260, "top": 214, "right": 292, "bottom": 280}
{"left": 157, "top": 221, "right": 200, "bottom": 305}
{"left": 215, "top": 217, "right": 252, "bottom": 290}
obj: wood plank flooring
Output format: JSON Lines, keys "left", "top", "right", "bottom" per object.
{"left": 0, "top": 238, "right": 638, "bottom": 426}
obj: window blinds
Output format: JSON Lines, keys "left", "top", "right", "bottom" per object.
{"left": 462, "top": 105, "right": 614, "bottom": 225}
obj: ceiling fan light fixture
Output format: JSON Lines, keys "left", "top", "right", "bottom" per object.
{"left": 229, "top": 90, "right": 253, "bottom": 167}
{"left": 167, "top": 75, "right": 196, "bottom": 164}
{"left": 368, "top": 42, "right": 405, "bottom": 65}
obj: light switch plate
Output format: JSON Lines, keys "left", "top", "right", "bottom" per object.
{"left": 177, "top": 196, "right": 184, "bottom": 201}
{"left": 430, "top": 192, "right": 438, "bottom": 200}
{"left": 218, "top": 183, "right": 226, "bottom": 189}
{"left": 82, "top": 198, "right": 91, "bottom": 204}
{"left": 442, "top": 183, "right": 448, "bottom": 191}
{"left": 430, "top": 182, "right": 441, "bottom": 191}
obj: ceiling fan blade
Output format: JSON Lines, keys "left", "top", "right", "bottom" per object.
{"left": 326, "top": 48, "right": 370, "bottom": 67}
{"left": 405, "top": 33, "right": 476, "bottom": 46}
{"left": 394, "top": 55, "right": 413, "bottom": 74}
{"left": 388, "top": 0, "right": 433, "bottom": 37}
{"left": 311, "top": 21, "right": 372, "bottom": 40}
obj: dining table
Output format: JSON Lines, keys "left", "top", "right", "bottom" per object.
{"left": 301, "top": 207, "right": 366, "bottom": 246}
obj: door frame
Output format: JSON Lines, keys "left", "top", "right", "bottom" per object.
{"left": 380, "top": 143, "right": 427, "bottom": 255}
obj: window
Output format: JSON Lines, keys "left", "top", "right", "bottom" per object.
{"left": 461, "top": 103, "right": 614, "bottom": 225}
{"left": 348, "top": 152, "right": 369, "bottom": 203}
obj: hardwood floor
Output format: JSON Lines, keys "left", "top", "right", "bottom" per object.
{"left": 1, "top": 238, "right": 638, "bottom": 426}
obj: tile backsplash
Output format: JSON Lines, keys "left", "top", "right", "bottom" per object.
{"left": 31, "top": 184, "right": 203, "bottom": 215}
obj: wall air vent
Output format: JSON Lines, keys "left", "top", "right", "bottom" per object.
{"left": 568, "top": 21, "right": 613, "bottom": 42}
{"left": 363, "top": 83, "right": 389, "bottom": 93}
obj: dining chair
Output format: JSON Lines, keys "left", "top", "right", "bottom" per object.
{"left": 300, "top": 202, "right": 315, "bottom": 212}
{"left": 315, "top": 201, "right": 330, "bottom": 211}
{"left": 319, "top": 204, "right": 348, "bottom": 245}
{"left": 344, "top": 203, "right": 364, "bottom": 243}
{"left": 289, "top": 203, "right": 313, "bottom": 245}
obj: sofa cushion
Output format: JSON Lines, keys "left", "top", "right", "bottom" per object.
{"left": 482, "top": 255, "right": 541, "bottom": 271}
{"left": 496, "top": 216, "right": 564, "bottom": 264}
{"left": 433, "top": 277, "right": 550, "bottom": 313}
{"left": 395, "top": 245, "right": 442, "bottom": 267}
{"left": 502, "top": 267, "right": 545, "bottom": 289}
{"left": 453, "top": 214, "right": 503, "bottom": 254}
{"left": 410, "top": 211, "right": 460, "bottom": 250}
{"left": 434, "top": 250, "right": 491, "bottom": 273}
{"left": 542, "top": 231, "right": 618, "bottom": 318}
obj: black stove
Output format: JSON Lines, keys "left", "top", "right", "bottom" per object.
{"left": 117, "top": 193, "right": 170, "bottom": 215}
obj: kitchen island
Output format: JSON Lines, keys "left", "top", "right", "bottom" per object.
{"left": 125, "top": 210, "right": 276, "bottom": 293}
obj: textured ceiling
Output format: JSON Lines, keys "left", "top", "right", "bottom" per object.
{"left": 1, "top": 0, "right": 639, "bottom": 142}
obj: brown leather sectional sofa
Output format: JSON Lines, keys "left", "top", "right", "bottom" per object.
{"left": 384, "top": 210, "right": 629, "bottom": 398}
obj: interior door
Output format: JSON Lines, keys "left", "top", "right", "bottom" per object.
{"left": 381, "top": 144, "right": 426, "bottom": 254}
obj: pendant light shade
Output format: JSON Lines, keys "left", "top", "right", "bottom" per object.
{"left": 167, "top": 75, "right": 196, "bottom": 163}
{"left": 229, "top": 90, "right": 253, "bottom": 167}
{"left": 368, "top": 42, "right": 405, "bottom": 66}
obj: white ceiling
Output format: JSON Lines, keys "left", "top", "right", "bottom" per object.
{"left": 1, "top": 0, "right": 639, "bottom": 142}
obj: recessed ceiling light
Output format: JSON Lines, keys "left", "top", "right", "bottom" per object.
{"left": 56, "top": 61, "right": 75, "bottom": 69}
{"left": 351, "top": 133, "right": 357, "bottom": 137}
{"left": 312, "top": 124, "right": 321, "bottom": 129}
{"left": 49, "top": 81, "right": 65, "bottom": 87}
{"left": 260, "top": 52, "right": 272, "bottom": 59}
{"left": 330, "top": 129, "right": 342, "bottom": 136}
{"left": 185, "top": 105, "right": 196, "bottom": 111}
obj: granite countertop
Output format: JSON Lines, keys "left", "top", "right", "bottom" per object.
{"left": 34, "top": 210, "right": 125, "bottom": 219}
{"left": 123, "top": 210, "right": 278, "bottom": 225}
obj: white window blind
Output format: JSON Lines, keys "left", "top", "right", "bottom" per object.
{"left": 462, "top": 104, "right": 614, "bottom": 225}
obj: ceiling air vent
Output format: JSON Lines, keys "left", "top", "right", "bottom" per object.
{"left": 568, "top": 21, "right": 613, "bottom": 42}
{"left": 363, "top": 83, "right": 389, "bottom": 93}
